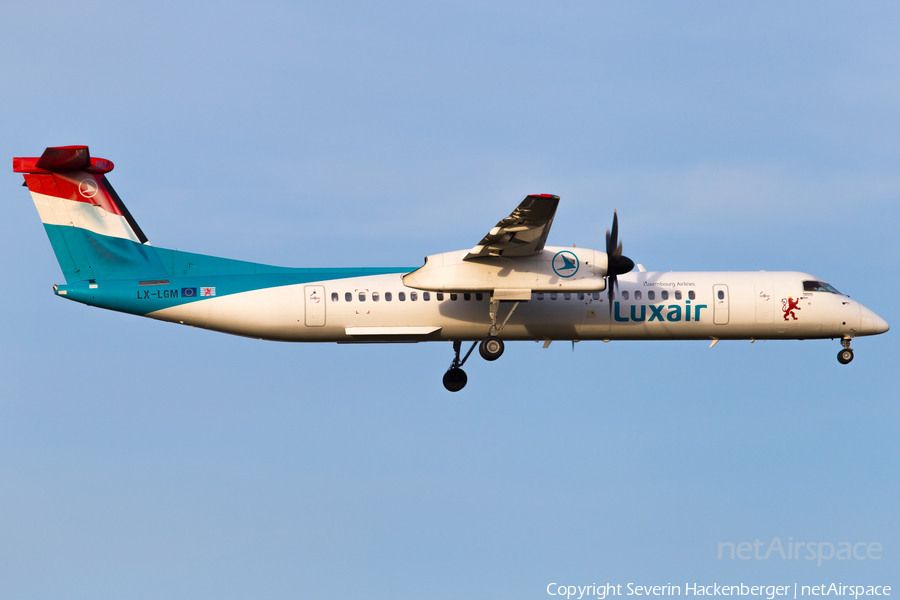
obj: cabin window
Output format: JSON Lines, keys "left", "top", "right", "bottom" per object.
{"left": 688, "top": 290, "right": 695, "bottom": 300}
{"left": 578, "top": 293, "right": 585, "bottom": 300}
{"left": 675, "top": 290, "right": 682, "bottom": 300}
{"left": 476, "top": 293, "right": 483, "bottom": 301}
{"left": 564, "top": 292, "right": 571, "bottom": 300}
{"left": 592, "top": 293, "right": 600, "bottom": 301}
{"left": 331, "top": 292, "right": 339, "bottom": 302}
{"left": 661, "top": 290, "right": 669, "bottom": 300}
{"left": 635, "top": 291, "right": 642, "bottom": 300}
{"left": 450, "top": 293, "right": 457, "bottom": 301}
{"left": 464, "top": 293, "right": 471, "bottom": 301}
{"left": 385, "top": 292, "right": 392, "bottom": 301}
{"left": 622, "top": 290, "right": 629, "bottom": 300}
{"left": 648, "top": 290, "right": 655, "bottom": 300}
{"left": 717, "top": 290, "right": 725, "bottom": 300}
{"left": 372, "top": 292, "right": 380, "bottom": 302}
{"left": 803, "top": 280, "right": 842, "bottom": 294}
{"left": 358, "top": 292, "right": 366, "bottom": 302}
{"left": 345, "top": 292, "right": 352, "bottom": 302}
{"left": 437, "top": 292, "right": 444, "bottom": 301}
{"left": 537, "top": 293, "right": 544, "bottom": 300}
{"left": 550, "top": 293, "right": 558, "bottom": 300}
{"left": 399, "top": 292, "right": 406, "bottom": 301}
{"left": 410, "top": 292, "right": 418, "bottom": 301}
{"left": 423, "top": 292, "right": 431, "bottom": 301}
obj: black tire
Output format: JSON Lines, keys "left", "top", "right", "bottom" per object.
{"left": 479, "top": 336, "right": 505, "bottom": 361}
{"left": 443, "top": 368, "right": 467, "bottom": 392}
{"left": 837, "top": 348, "right": 854, "bottom": 365}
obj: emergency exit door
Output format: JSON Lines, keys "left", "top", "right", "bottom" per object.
{"left": 304, "top": 285, "right": 326, "bottom": 327}
{"left": 713, "top": 284, "right": 729, "bottom": 325}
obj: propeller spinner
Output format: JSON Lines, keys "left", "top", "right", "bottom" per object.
{"left": 605, "top": 210, "right": 635, "bottom": 314}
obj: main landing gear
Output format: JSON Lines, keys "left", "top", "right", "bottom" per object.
{"left": 479, "top": 336, "right": 504, "bottom": 361}
{"left": 442, "top": 336, "right": 503, "bottom": 391}
{"left": 837, "top": 337, "right": 854, "bottom": 365}
{"left": 478, "top": 297, "right": 519, "bottom": 362}
{"left": 444, "top": 340, "right": 477, "bottom": 392}
{"left": 442, "top": 367, "right": 467, "bottom": 392}
{"left": 442, "top": 297, "right": 520, "bottom": 391}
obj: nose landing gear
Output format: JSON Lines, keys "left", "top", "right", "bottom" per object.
{"left": 837, "top": 337, "right": 854, "bottom": 365}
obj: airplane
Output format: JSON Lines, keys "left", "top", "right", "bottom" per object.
{"left": 14, "top": 145, "right": 890, "bottom": 391}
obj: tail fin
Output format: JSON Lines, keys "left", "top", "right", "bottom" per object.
{"left": 14, "top": 146, "right": 168, "bottom": 283}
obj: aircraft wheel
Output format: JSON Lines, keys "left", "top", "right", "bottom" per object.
{"left": 837, "top": 348, "right": 854, "bottom": 365}
{"left": 479, "top": 336, "right": 505, "bottom": 361}
{"left": 443, "top": 368, "right": 467, "bottom": 392}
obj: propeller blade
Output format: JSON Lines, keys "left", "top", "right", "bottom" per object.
{"left": 609, "top": 211, "right": 618, "bottom": 255}
{"left": 604, "top": 210, "right": 633, "bottom": 315}
{"left": 607, "top": 272, "right": 617, "bottom": 316}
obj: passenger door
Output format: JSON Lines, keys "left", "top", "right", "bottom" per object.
{"left": 304, "top": 285, "right": 326, "bottom": 327}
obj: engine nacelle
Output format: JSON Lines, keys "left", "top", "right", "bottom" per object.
{"left": 402, "top": 246, "right": 608, "bottom": 295}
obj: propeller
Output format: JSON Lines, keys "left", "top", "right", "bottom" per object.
{"left": 605, "top": 210, "right": 635, "bottom": 315}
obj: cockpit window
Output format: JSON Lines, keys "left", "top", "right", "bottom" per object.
{"left": 803, "top": 280, "right": 842, "bottom": 294}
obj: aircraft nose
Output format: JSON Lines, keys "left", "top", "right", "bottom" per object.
{"left": 859, "top": 305, "right": 890, "bottom": 335}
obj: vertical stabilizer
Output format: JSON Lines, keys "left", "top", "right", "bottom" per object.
{"left": 14, "top": 146, "right": 167, "bottom": 283}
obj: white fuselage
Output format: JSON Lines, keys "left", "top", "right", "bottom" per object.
{"left": 148, "top": 270, "right": 887, "bottom": 343}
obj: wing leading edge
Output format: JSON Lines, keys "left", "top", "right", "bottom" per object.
{"left": 464, "top": 194, "right": 559, "bottom": 260}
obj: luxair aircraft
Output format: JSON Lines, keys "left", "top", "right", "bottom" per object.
{"left": 15, "top": 146, "right": 890, "bottom": 391}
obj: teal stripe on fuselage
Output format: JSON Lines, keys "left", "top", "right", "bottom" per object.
{"left": 153, "top": 247, "right": 319, "bottom": 277}
{"left": 55, "top": 270, "right": 414, "bottom": 316}
{"left": 43, "top": 226, "right": 413, "bottom": 314}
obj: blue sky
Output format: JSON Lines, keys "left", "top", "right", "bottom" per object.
{"left": 1, "top": 2, "right": 898, "bottom": 598}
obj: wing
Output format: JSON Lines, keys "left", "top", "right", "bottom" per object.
{"left": 464, "top": 194, "right": 560, "bottom": 260}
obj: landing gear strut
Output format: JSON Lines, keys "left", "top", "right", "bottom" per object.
{"left": 488, "top": 298, "right": 520, "bottom": 338}
{"left": 837, "top": 337, "right": 854, "bottom": 365}
{"left": 443, "top": 340, "right": 477, "bottom": 392}
{"left": 479, "top": 297, "right": 519, "bottom": 362}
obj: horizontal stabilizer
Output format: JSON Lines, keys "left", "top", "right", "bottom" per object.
{"left": 14, "top": 145, "right": 114, "bottom": 175}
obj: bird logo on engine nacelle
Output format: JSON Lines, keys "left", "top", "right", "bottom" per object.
{"left": 552, "top": 250, "right": 579, "bottom": 278}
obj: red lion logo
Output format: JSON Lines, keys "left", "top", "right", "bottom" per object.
{"left": 782, "top": 297, "right": 801, "bottom": 321}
